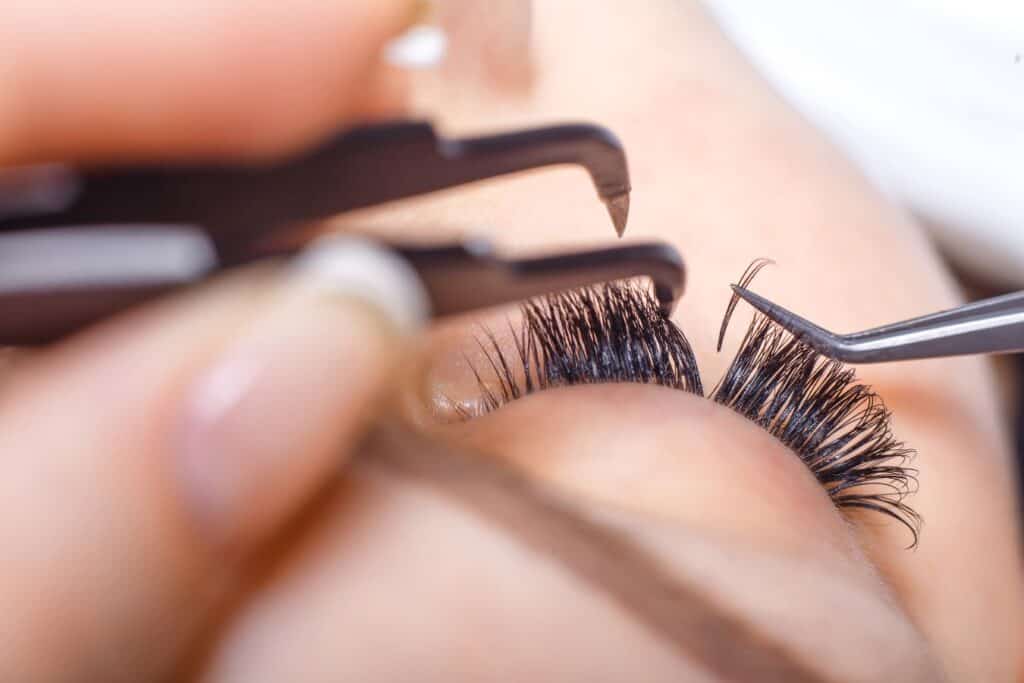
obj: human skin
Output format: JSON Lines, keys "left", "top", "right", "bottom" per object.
{"left": 195, "top": 1, "right": 1023, "bottom": 681}
{"left": 1, "top": 0, "right": 1019, "bottom": 680}
{"left": 0, "top": 2, "right": 430, "bottom": 681}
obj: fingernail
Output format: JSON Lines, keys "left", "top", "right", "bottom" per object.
{"left": 384, "top": 17, "right": 448, "bottom": 70}
{"left": 178, "top": 236, "right": 429, "bottom": 544}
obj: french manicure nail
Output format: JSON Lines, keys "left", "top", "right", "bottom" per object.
{"left": 384, "top": 24, "right": 448, "bottom": 69}
{"left": 178, "top": 236, "right": 428, "bottom": 544}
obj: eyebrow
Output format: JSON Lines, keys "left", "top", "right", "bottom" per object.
{"left": 357, "top": 423, "right": 827, "bottom": 683}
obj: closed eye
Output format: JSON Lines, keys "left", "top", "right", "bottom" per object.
{"left": 452, "top": 276, "right": 920, "bottom": 548}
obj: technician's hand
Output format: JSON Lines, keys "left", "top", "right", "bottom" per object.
{"left": 1, "top": 0, "right": 418, "bottom": 164}
{"left": 0, "top": 1, "right": 428, "bottom": 680}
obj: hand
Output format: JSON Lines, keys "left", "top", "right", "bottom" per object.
{"left": 0, "top": 2, "right": 430, "bottom": 680}
{"left": 0, "top": 0, "right": 414, "bottom": 164}
{"left": 4, "top": 1, "right": 1020, "bottom": 681}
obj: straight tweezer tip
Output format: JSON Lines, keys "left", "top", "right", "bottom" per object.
{"left": 730, "top": 284, "right": 780, "bottom": 320}
{"left": 730, "top": 284, "right": 835, "bottom": 349}
{"left": 605, "top": 193, "right": 630, "bottom": 237}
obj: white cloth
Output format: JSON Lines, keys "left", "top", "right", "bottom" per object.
{"left": 703, "top": 0, "right": 1024, "bottom": 286}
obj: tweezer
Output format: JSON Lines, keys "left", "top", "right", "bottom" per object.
{"left": 0, "top": 119, "right": 632, "bottom": 255}
{"left": 0, "top": 228, "right": 684, "bottom": 345}
{"left": 731, "top": 285, "right": 1024, "bottom": 363}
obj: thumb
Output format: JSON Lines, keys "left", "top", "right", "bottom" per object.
{"left": 0, "top": 237, "right": 427, "bottom": 681}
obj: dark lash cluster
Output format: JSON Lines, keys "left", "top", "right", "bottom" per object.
{"left": 712, "top": 315, "right": 920, "bottom": 545}
{"left": 468, "top": 283, "right": 702, "bottom": 415}
{"left": 464, "top": 280, "right": 921, "bottom": 547}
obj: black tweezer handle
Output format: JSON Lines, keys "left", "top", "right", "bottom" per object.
{"left": 0, "top": 120, "right": 629, "bottom": 255}
{"left": 0, "top": 229, "right": 683, "bottom": 346}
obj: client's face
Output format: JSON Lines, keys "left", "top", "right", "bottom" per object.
{"left": 198, "top": 2, "right": 1022, "bottom": 681}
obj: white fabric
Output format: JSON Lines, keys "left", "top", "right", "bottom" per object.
{"left": 703, "top": 0, "right": 1024, "bottom": 286}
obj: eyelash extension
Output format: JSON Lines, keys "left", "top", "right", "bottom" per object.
{"left": 463, "top": 279, "right": 921, "bottom": 546}
{"left": 463, "top": 282, "right": 702, "bottom": 417}
{"left": 712, "top": 314, "right": 920, "bottom": 546}
{"left": 717, "top": 257, "right": 774, "bottom": 352}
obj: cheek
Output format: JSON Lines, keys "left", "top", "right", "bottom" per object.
{"left": 446, "top": 385, "right": 863, "bottom": 563}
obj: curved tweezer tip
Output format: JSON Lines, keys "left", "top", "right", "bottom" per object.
{"left": 399, "top": 240, "right": 684, "bottom": 319}
{"left": 605, "top": 193, "right": 630, "bottom": 237}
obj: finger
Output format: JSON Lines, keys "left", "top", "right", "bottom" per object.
{"left": 196, "top": 428, "right": 935, "bottom": 683}
{"left": 194, "top": 439, "right": 695, "bottom": 683}
{"left": 0, "top": 237, "right": 427, "bottom": 681}
{"left": 0, "top": 0, "right": 420, "bottom": 164}
{"left": 435, "top": 0, "right": 533, "bottom": 89}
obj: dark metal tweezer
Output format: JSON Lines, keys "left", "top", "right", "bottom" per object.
{"left": 0, "top": 120, "right": 632, "bottom": 252}
{"left": 731, "top": 285, "right": 1024, "bottom": 363}
{"left": 0, "top": 228, "right": 684, "bottom": 345}
{"left": 0, "top": 119, "right": 669, "bottom": 345}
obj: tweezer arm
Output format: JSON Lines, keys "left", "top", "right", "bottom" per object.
{"left": 732, "top": 285, "right": 1024, "bottom": 363}
{"left": 0, "top": 229, "right": 683, "bottom": 345}
{"left": 846, "top": 290, "right": 1024, "bottom": 340}
{"left": 400, "top": 240, "right": 682, "bottom": 318}
{"left": 0, "top": 121, "right": 630, "bottom": 251}
{"left": 835, "top": 291, "right": 1024, "bottom": 362}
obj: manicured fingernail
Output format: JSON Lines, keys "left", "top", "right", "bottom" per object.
{"left": 178, "top": 236, "right": 428, "bottom": 544}
{"left": 384, "top": 24, "right": 448, "bottom": 69}
{"left": 389, "top": 0, "right": 445, "bottom": 67}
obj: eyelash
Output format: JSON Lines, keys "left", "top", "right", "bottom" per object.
{"left": 460, "top": 281, "right": 921, "bottom": 547}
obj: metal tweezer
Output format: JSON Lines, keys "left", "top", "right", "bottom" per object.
{"left": 0, "top": 118, "right": 677, "bottom": 344}
{"left": 731, "top": 285, "right": 1024, "bottom": 363}
{"left": 0, "top": 228, "right": 684, "bottom": 345}
{"left": 0, "top": 119, "right": 632, "bottom": 253}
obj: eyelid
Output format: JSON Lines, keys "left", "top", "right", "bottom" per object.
{"left": 445, "top": 281, "right": 920, "bottom": 546}
{"left": 451, "top": 384, "right": 860, "bottom": 557}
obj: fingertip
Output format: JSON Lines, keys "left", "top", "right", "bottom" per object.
{"left": 176, "top": 237, "right": 428, "bottom": 546}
